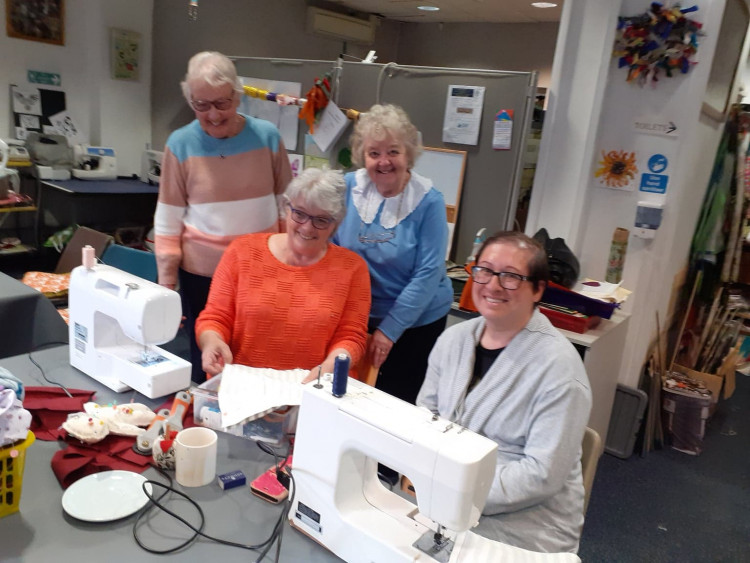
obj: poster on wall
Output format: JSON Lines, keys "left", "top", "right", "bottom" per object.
{"left": 6, "top": 0, "right": 65, "bottom": 46}
{"left": 442, "top": 85, "right": 484, "bottom": 145}
{"left": 110, "top": 28, "right": 141, "bottom": 81}
{"left": 10, "top": 84, "right": 67, "bottom": 140}
{"left": 594, "top": 149, "right": 639, "bottom": 191}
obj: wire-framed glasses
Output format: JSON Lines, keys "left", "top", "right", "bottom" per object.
{"left": 471, "top": 266, "right": 532, "bottom": 290}
{"left": 287, "top": 204, "right": 335, "bottom": 230}
{"left": 190, "top": 97, "right": 234, "bottom": 112}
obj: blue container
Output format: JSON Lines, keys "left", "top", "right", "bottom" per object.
{"left": 332, "top": 354, "right": 349, "bottom": 398}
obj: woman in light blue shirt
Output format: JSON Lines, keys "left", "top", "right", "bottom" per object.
{"left": 333, "top": 104, "right": 453, "bottom": 408}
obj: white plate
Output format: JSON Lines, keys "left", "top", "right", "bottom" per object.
{"left": 62, "top": 470, "right": 152, "bottom": 522}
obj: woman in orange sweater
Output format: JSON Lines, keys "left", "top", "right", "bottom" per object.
{"left": 196, "top": 168, "right": 371, "bottom": 381}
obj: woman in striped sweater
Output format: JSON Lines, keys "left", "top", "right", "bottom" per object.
{"left": 154, "top": 51, "right": 292, "bottom": 383}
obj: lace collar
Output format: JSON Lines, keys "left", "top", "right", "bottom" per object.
{"left": 351, "top": 168, "right": 431, "bottom": 228}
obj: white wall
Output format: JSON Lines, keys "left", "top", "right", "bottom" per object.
{"left": 529, "top": 0, "right": 736, "bottom": 388}
{"left": 0, "top": 0, "right": 153, "bottom": 176}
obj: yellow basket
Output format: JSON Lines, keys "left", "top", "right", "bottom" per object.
{"left": 0, "top": 431, "right": 35, "bottom": 518}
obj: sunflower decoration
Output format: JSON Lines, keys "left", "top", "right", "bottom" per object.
{"left": 595, "top": 150, "right": 639, "bottom": 188}
{"left": 613, "top": 2, "right": 703, "bottom": 86}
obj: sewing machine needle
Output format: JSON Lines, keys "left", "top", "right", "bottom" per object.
{"left": 314, "top": 365, "right": 323, "bottom": 389}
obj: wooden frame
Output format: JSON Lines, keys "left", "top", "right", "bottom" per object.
{"left": 701, "top": 0, "right": 749, "bottom": 121}
{"left": 6, "top": 0, "right": 64, "bottom": 46}
{"left": 412, "top": 147, "right": 467, "bottom": 224}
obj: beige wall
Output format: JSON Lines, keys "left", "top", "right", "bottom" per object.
{"left": 150, "top": 0, "right": 402, "bottom": 149}
{"left": 150, "top": 2, "right": 559, "bottom": 148}
{"left": 396, "top": 22, "right": 559, "bottom": 89}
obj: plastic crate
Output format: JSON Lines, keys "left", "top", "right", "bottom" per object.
{"left": 605, "top": 384, "right": 647, "bottom": 459}
{"left": 1, "top": 431, "right": 35, "bottom": 518}
{"left": 191, "top": 375, "right": 297, "bottom": 446}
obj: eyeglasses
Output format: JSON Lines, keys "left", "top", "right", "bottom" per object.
{"left": 471, "top": 266, "right": 532, "bottom": 290}
{"left": 190, "top": 97, "right": 234, "bottom": 112}
{"left": 287, "top": 204, "right": 335, "bottom": 230}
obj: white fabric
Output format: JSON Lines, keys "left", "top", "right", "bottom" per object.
{"left": 0, "top": 389, "right": 31, "bottom": 446}
{"left": 451, "top": 531, "right": 581, "bottom": 562}
{"left": 217, "top": 364, "right": 308, "bottom": 428}
{"left": 83, "top": 402, "right": 156, "bottom": 436}
{"left": 351, "top": 168, "right": 431, "bottom": 228}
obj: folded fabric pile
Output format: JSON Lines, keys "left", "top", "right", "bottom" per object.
{"left": 0, "top": 370, "right": 31, "bottom": 447}
{"left": 21, "top": 271, "right": 71, "bottom": 298}
{"left": 62, "top": 402, "right": 157, "bottom": 444}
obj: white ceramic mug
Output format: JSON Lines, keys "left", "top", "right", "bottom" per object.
{"left": 174, "top": 427, "right": 217, "bottom": 487}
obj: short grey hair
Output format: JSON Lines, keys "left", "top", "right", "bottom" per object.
{"left": 180, "top": 51, "right": 242, "bottom": 103}
{"left": 350, "top": 104, "right": 422, "bottom": 169}
{"left": 283, "top": 168, "right": 347, "bottom": 223}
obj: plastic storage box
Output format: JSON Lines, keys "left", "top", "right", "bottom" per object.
{"left": 191, "top": 374, "right": 297, "bottom": 446}
{"left": 0, "top": 431, "right": 35, "bottom": 518}
{"left": 662, "top": 374, "right": 712, "bottom": 456}
{"left": 605, "top": 384, "right": 648, "bottom": 459}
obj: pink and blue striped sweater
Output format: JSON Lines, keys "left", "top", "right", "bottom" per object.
{"left": 154, "top": 114, "right": 292, "bottom": 286}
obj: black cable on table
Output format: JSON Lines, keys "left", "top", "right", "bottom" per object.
{"left": 29, "top": 340, "right": 72, "bottom": 397}
{"left": 132, "top": 437, "right": 296, "bottom": 559}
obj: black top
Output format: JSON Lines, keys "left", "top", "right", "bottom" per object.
{"left": 469, "top": 343, "right": 504, "bottom": 392}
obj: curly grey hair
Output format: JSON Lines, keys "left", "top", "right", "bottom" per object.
{"left": 349, "top": 104, "right": 422, "bottom": 169}
{"left": 180, "top": 51, "right": 242, "bottom": 103}
{"left": 283, "top": 167, "right": 347, "bottom": 223}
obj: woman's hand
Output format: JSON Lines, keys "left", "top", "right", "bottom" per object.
{"left": 199, "top": 331, "right": 233, "bottom": 376}
{"left": 369, "top": 330, "right": 394, "bottom": 369}
{"left": 303, "top": 349, "right": 348, "bottom": 384}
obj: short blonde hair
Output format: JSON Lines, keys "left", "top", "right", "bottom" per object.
{"left": 349, "top": 104, "right": 422, "bottom": 169}
{"left": 180, "top": 51, "right": 242, "bottom": 103}
{"left": 283, "top": 167, "right": 347, "bottom": 223}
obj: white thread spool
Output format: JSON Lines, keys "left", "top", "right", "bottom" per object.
{"left": 82, "top": 245, "right": 95, "bottom": 269}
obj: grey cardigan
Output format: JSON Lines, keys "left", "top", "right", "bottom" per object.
{"left": 417, "top": 310, "right": 592, "bottom": 553}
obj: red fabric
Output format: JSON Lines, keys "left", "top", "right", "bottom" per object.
{"left": 23, "top": 387, "right": 96, "bottom": 440}
{"left": 51, "top": 434, "right": 153, "bottom": 489}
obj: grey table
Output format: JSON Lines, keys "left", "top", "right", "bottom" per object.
{"left": 0, "top": 272, "right": 68, "bottom": 358}
{"left": 1, "top": 345, "right": 340, "bottom": 563}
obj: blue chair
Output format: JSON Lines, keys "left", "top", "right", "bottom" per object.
{"left": 101, "top": 244, "right": 158, "bottom": 283}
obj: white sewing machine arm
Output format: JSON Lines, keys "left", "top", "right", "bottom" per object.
{"left": 69, "top": 264, "right": 191, "bottom": 398}
{"left": 290, "top": 376, "right": 498, "bottom": 562}
{"left": 70, "top": 264, "right": 181, "bottom": 345}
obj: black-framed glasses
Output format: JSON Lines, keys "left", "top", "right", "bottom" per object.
{"left": 471, "top": 266, "right": 532, "bottom": 290}
{"left": 190, "top": 97, "right": 234, "bottom": 112}
{"left": 287, "top": 204, "right": 335, "bottom": 230}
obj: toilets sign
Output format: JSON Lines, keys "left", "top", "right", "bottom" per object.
{"left": 633, "top": 119, "right": 678, "bottom": 138}
{"left": 640, "top": 153, "right": 669, "bottom": 193}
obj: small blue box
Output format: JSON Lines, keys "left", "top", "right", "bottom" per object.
{"left": 217, "top": 470, "right": 246, "bottom": 490}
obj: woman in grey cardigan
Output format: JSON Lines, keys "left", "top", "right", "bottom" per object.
{"left": 417, "top": 231, "right": 592, "bottom": 553}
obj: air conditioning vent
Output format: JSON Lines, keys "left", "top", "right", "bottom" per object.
{"left": 307, "top": 7, "right": 376, "bottom": 45}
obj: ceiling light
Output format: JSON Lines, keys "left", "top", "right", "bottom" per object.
{"left": 531, "top": 2, "right": 558, "bottom": 7}
{"left": 418, "top": 5, "right": 440, "bottom": 11}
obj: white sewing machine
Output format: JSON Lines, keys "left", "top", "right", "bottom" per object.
{"left": 68, "top": 263, "right": 191, "bottom": 398}
{"left": 71, "top": 145, "right": 118, "bottom": 180}
{"left": 290, "top": 377, "right": 498, "bottom": 562}
{"left": 140, "top": 149, "right": 163, "bottom": 185}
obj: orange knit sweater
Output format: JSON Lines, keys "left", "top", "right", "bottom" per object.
{"left": 195, "top": 233, "right": 371, "bottom": 371}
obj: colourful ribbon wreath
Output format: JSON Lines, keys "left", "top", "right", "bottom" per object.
{"left": 613, "top": 2, "right": 702, "bottom": 86}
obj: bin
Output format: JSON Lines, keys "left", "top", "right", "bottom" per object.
{"left": 0, "top": 431, "right": 35, "bottom": 518}
{"left": 663, "top": 374, "right": 712, "bottom": 456}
